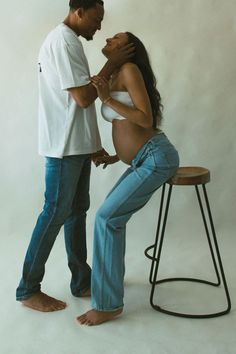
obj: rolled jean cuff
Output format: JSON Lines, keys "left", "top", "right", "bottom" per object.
{"left": 93, "top": 305, "right": 124, "bottom": 312}
{"left": 16, "top": 286, "right": 41, "bottom": 301}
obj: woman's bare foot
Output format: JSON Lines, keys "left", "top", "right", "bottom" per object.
{"left": 77, "top": 308, "right": 123, "bottom": 326}
{"left": 21, "top": 292, "right": 67, "bottom": 312}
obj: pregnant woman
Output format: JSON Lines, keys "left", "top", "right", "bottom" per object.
{"left": 78, "top": 32, "right": 179, "bottom": 325}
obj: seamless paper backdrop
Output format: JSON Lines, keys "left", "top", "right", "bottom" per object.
{"left": 0, "top": 0, "right": 235, "bottom": 242}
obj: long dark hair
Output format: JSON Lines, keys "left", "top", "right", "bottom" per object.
{"left": 126, "top": 32, "right": 163, "bottom": 128}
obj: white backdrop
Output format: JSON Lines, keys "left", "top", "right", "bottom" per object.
{"left": 0, "top": 1, "right": 236, "bottom": 353}
{"left": 0, "top": 0, "right": 236, "bottom": 260}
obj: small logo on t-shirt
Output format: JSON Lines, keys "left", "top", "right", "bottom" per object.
{"left": 38, "top": 63, "right": 42, "bottom": 72}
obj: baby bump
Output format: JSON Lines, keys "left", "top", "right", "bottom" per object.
{"left": 112, "top": 120, "right": 154, "bottom": 164}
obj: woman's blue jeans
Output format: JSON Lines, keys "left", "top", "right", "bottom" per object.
{"left": 16, "top": 154, "right": 92, "bottom": 300}
{"left": 91, "top": 133, "right": 179, "bottom": 311}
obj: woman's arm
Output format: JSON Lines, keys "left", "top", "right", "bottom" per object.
{"left": 92, "top": 63, "right": 153, "bottom": 128}
{"left": 67, "top": 45, "right": 135, "bottom": 108}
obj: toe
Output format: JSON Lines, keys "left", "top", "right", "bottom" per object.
{"left": 86, "top": 320, "right": 93, "bottom": 326}
{"left": 58, "top": 300, "right": 67, "bottom": 306}
{"left": 77, "top": 314, "right": 87, "bottom": 324}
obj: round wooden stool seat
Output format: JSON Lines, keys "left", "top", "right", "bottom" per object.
{"left": 168, "top": 166, "right": 210, "bottom": 186}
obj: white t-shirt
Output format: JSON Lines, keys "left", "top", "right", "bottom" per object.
{"left": 38, "top": 23, "right": 102, "bottom": 158}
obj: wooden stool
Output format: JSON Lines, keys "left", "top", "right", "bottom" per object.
{"left": 145, "top": 166, "right": 231, "bottom": 318}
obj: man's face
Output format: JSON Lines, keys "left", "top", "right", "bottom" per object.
{"left": 78, "top": 4, "right": 104, "bottom": 40}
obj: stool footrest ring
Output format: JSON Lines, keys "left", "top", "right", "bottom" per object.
{"left": 144, "top": 245, "right": 156, "bottom": 260}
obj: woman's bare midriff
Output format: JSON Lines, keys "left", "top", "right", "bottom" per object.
{"left": 112, "top": 119, "right": 157, "bottom": 165}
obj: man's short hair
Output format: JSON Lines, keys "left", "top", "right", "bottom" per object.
{"left": 69, "top": 0, "right": 104, "bottom": 11}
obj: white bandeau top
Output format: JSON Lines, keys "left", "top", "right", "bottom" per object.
{"left": 101, "top": 91, "right": 134, "bottom": 123}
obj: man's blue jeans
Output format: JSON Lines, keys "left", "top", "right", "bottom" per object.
{"left": 91, "top": 133, "right": 179, "bottom": 311}
{"left": 16, "top": 154, "right": 91, "bottom": 300}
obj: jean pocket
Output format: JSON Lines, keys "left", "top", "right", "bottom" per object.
{"left": 152, "top": 148, "right": 179, "bottom": 170}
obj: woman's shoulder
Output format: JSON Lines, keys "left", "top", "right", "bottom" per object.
{"left": 119, "top": 62, "right": 142, "bottom": 82}
{"left": 120, "top": 62, "right": 139, "bottom": 73}
{"left": 115, "top": 63, "right": 144, "bottom": 91}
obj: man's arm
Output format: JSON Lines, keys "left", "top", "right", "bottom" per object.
{"left": 67, "top": 83, "right": 97, "bottom": 108}
{"left": 67, "top": 43, "right": 134, "bottom": 108}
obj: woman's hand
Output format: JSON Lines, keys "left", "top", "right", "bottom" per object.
{"left": 91, "top": 75, "right": 110, "bottom": 102}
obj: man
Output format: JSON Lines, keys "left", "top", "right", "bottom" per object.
{"left": 16, "top": 0, "right": 133, "bottom": 312}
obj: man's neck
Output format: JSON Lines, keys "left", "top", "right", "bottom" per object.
{"left": 63, "top": 16, "right": 80, "bottom": 36}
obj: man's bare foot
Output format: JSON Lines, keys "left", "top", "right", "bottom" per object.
{"left": 21, "top": 292, "right": 67, "bottom": 312}
{"left": 77, "top": 308, "right": 123, "bottom": 326}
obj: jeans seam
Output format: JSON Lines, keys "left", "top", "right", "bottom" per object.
{"left": 25, "top": 158, "right": 63, "bottom": 289}
{"left": 97, "top": 169, "right": 154, "bottom": 310}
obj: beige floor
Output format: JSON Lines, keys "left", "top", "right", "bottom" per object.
{"left": 0, "top": 215, "right": 235, "bottom": 354}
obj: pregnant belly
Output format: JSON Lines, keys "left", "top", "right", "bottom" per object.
{"left": 112, "top": 120, "right": 155, "bottom": 165}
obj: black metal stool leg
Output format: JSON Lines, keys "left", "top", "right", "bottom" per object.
{"left": 144, "top": 183, "right": 167, "bottom": 284}
{"left": 195, "top": 185, "right": 221, "bottom": 285}
{"left": 149, "top": 184, "right": 173, "bottom": 308}
{"left": 145, "top": 183, "right": 231, "bottom": 318}
{"left": 201, "top": 184, "right": 231, "bottom": 315}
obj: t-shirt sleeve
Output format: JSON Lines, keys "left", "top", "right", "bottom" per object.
{"left": 54, "top": 40, "right": 90, "bottom": 90}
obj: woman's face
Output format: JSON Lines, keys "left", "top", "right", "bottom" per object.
{"left": 102, "top": 32, "right": 129, "bottom": 57}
